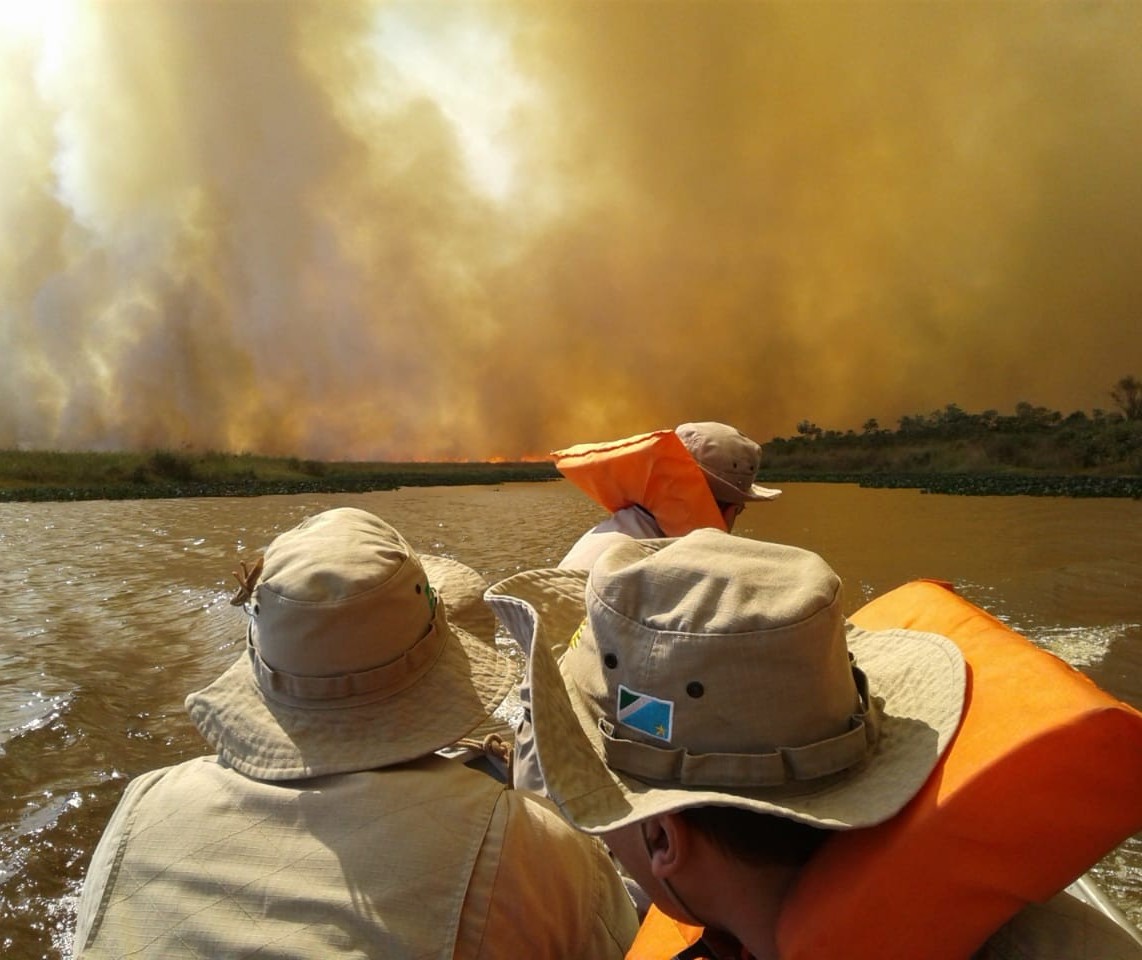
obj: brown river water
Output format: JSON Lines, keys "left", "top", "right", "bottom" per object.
{"left": 2, "top": 481, "right": 1140, "bottom": 957}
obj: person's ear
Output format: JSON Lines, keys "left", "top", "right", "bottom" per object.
{"left": 645, "top": 813, "right": 690, "bottom": 879}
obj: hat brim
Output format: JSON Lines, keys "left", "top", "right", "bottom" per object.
{"left": 421, "top": 555, "right": 499, "bottom": 643}
{"left": 488, "top": 567, "right": 964, "bottom": 834}
{"left": 744, "top": 481, "right": 783, "bottom": 502}
{"left": 188, "top": 556, "right": 515, "bottom": 782}
{"left": 700, "top": 467, "right": 782, "bottom": 504}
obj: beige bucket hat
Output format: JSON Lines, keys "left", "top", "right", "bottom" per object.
{"left": 187, "top": 507, "right": 514, "bottom": 781}
{"left": 675, "top": 421, "right": 782, "bottom": 503}
{"left": 485, "top": 530, "right": 965, "bottom": 833}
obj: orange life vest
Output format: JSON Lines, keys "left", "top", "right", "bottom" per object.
{"left": 625, "top": 910, "right": 701, "bottom": 960}
{"left": 551, "top": 430, "right": 727, "bottom": 537}
{"left": 626, "top": 579, "right": 1142, "bottom": 960}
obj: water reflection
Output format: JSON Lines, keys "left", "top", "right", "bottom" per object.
{"left": 1, "top": 482, "right": 1140, "bottom": 956}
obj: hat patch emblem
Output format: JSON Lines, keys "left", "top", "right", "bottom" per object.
{"left": 617, "top": 685, "right": 674, "bottom": 742}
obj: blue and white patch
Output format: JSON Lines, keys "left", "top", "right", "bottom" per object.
{"left": 617, "top": 684, "right": 674, "bottom": 742}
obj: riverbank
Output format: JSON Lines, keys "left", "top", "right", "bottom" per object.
{"left": 760, "top": 399, "right": 1141, "bottom": 497}
{"left": 757, "top": 471, "right": 1142, "bottom": 499}
{"left": 1, "top": 449, "right": 1139, "bottom": 502}
{"left": 0, "top": 450, "right": 559, "bottom": 503}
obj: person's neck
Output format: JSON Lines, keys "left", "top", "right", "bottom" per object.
{"left": 683, "top": 855, "right": 798, "bottom": 960}
{"left": 723, "top": 869, "right": 790, "bottom": 960}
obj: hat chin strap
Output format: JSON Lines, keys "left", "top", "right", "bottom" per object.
{"left": 601, "top": 665, "right": 882, "bottom": 788}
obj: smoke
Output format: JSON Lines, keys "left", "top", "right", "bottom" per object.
{"left": 2, "top": 0, "right": 1140, "bottom": 459}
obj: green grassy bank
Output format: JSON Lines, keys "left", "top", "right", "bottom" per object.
{"left": 0, "top": 450, "right": 559, "bottom": 503}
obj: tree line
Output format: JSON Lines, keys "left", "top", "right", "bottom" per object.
{"left": 762, "top": 375, "right": 1142, "bottom": 482}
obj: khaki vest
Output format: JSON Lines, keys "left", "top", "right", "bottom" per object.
{"left": 77, "top": 754, "right": 636, "bottom": 958}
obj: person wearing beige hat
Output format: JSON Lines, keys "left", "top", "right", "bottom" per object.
{"left": 487, "top": 531, "right": 1142, "bottom": 960}
{"left": 559, "top": 421, "right": 781, "bottom": 570}
{"left": 73, "top": 507, "right": 638, "bottom": 959}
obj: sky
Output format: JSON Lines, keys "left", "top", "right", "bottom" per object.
{"left": 1, "top": 0, "right": 1140, "bottom": 460}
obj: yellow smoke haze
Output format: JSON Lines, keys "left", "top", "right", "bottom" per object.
{"left": 1, "top": 0, "right": 1139, "bottom": 459}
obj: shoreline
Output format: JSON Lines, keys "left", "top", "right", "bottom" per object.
{"left": 0, "top": 460, "right": 561, "bottom": 504}
{"left": 757, "top": 472, "right": 1142, "bottom": 499}
{"left": 0, "top": 449, "right": 1138, "bottom": 503}
{"left": 1, "top": 469, "right": 1139, "bottom": 503}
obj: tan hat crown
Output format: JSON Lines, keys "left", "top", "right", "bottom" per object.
{"left": 564, "top": 532, "right": 880, "bottom": 787}
{"left": 249, "top": 508, "right": 444, "bottom": 706}
{"left": 187, "top": 507, "right": 514, "bottom": 781}
{"left": 674, "top": 421, "right": 780, "bottom": 503}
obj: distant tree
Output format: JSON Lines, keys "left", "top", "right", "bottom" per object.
{"left": 897, "top": 414, "right": 922, "bottom": 434}
{"left": 1110, "top": 375, "right": 1142, "bottom": 421}
{"left": 796, "top": 420, "right": 822, "bottom": 439}
{"left": 1013, "top": 401, "right": 1057, "bottom": 427}
{"left": 941, "top": 402, "right": 967, "bottom": 424}
{"left": 862, "top": 418, "right": 879, "bottom": 435}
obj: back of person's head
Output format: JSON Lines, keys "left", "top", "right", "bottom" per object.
{"left": 674, "top": 421, "right": 781, "bottom": 504}
{"left": 186, "top": 507, "right": 513, "bottom": 781}
{"left": 490, "top": 529, "right": 966, "bottom": 836}
{"left": 680, "top": 805, "right": 828, "bottom": 869}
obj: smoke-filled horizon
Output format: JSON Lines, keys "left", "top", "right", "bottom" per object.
{"left": 2, "top": 1, "right": 1140, "bottom": 460}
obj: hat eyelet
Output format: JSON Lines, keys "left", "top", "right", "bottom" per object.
{"left": 603, "top": 653, "right": 619, "bottom": 669}
{"left": 251, "top": 602, "right": 259, "bottom": 615}
{"left": 686, "top": 681, "right": 704, "bottom": 699}
{"left": 415, "top": 583, "right": 422, "bottom": 594}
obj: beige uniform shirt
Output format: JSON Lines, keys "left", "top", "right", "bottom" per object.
{"left": 75, "top": 754, "right": 637, "bottom": 958}
{"left": 558, "top": 505, "right": 665, "bottom": 571}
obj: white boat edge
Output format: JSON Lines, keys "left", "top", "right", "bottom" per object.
{"left": 1067, "top": 873, "right": 1142, "bottom": 947}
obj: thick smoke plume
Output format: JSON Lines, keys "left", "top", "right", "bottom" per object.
{"left": 2, "top": 1, "right": 1140, "bottom": 459}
